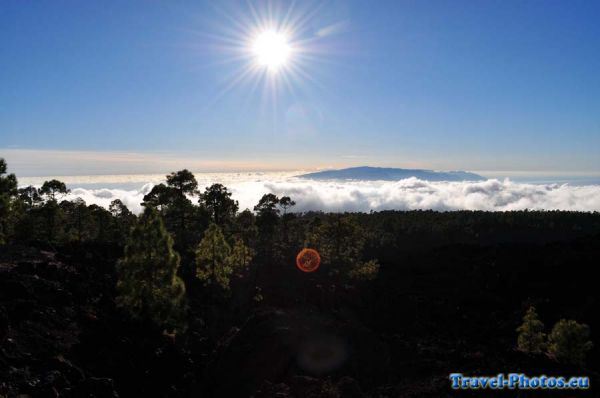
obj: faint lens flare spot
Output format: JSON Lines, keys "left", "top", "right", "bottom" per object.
{"left": 297, "top": 334, "right": 348, "bottom": 374}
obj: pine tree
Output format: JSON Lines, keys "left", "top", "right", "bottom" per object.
{"left": 62, "top": 198, "right": 92, "bottom": 243}
{"left": 39, "top": 179, "right": 69, "bottom": 242}
{"left": 109, "top": 199, "right": 136, "bottom": 242}
{"left": 166, "top": 169, "right": 199, "bottom": 248}
{"left": 196, "top": 223, "right": 232, "bottom": 291}
{"left": 278, "top": 196, "right": 296, "bottom": 254}
{"left": 18, "top": 186, "right": 42, "bottom": 209}
{"left": 199, "top": 183, "right": 238, "bottom": 226}
{"left": 234, "top": 209, "right": 258, "bottom": 247}
{"left": 143, "top": 171, "right": 202, "bottom": 253}
{"left": 548, "top": 319, "right": 593, "bottom": 366}
{"left": 40, "top": 179, "right": 69, "bottom": 202}
{"left": 228, "top": 237, "right": 254, "bottom": 275}
{"left": 116, "top": 208, "right": 186, "bottom": 331}
{"left": 89, "top": 204, "right": 113, "bottom": 243}
{"left": 254, "top": 194, "right": 280, "bottom": 256}
{"left": 516, "top": 306, "right": 546, "bottom": 354}
{"left": 196, "top": 223, "right": 252, "bottom": 292}
{"left": 0, "top": 159, "right": 17, "bottom": 243}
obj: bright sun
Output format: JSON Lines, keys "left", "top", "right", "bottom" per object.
{"left": 252, "top": 30, "right": 291, "bottom": 71}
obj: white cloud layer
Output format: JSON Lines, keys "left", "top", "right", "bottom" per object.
{"left": 44, "top": 175, "right": 600, "bottom": 214}
{"left": 66, "top": 184, "right": 154, "bottom": 214}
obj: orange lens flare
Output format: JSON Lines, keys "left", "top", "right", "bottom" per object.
{"left": 296, "top": 248, "right": 321, "bottom": 273}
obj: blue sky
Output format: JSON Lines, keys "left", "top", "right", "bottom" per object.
{"left": 1, "top": 0, "right": 599, "bottom": 175}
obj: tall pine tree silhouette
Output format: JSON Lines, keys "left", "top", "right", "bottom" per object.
{"left": 117, "top": 208, "right": 186, "bottom": 331}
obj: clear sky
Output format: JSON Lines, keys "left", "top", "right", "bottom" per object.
{"left": 1, "top": 0, "right": 599, "bottom": 175}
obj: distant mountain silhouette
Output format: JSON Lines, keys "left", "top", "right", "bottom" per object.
{"left": 298, "top": 166, "right": 485, "bottom": 181}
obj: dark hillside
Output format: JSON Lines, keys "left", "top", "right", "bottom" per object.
{"left": 1, "top": 212, "right": 599, "bottom": 397}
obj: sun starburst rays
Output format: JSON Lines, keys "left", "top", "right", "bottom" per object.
{"left": 196, "top": 1, "right": 331, "bottom": 110}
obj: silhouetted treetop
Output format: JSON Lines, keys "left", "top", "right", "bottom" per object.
{"left": 142, "top": 183, "right": 172, "bottom": 210}
{"left": 18, "top": 186, "right": 42, "bottom": 209}
{"left": 199, "top": 183, "right": 239, "bottom": 226}
{"left": 254, "top": 193, "right": 280, "bottom": 215}
{"left": 0, "top": 158, "right": 17, "bottom": 196}
{"left": 166, "top": 169, "right": 198, "bottom": 196}
{"left": 40, "top": 179, "right": 69, "bottom": 202}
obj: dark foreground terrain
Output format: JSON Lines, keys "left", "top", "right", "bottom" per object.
{"left": 1, "top": 210, "right": 599, "bottom": 397}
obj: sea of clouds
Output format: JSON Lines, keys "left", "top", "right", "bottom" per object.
{"left": 19, "top": 172, "right": 600, "bottom": 214}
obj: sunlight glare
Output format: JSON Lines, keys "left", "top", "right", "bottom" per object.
{"left": 252, "top": 30, "right": 291, "bottom": 71}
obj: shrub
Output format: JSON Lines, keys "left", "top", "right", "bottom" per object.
{"left": 547, "top": 319, "right": 593, "bottom": 366}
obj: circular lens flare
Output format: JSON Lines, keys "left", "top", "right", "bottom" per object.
{"left": 252, "top": 30, "right": 291, "bottom": 71}
{"left": 296, "top": 248, "right": 321, "bottom": 272}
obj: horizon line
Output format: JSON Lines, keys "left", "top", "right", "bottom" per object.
{"left": 2, "top": 148, "right": 600, "bottom": 178}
